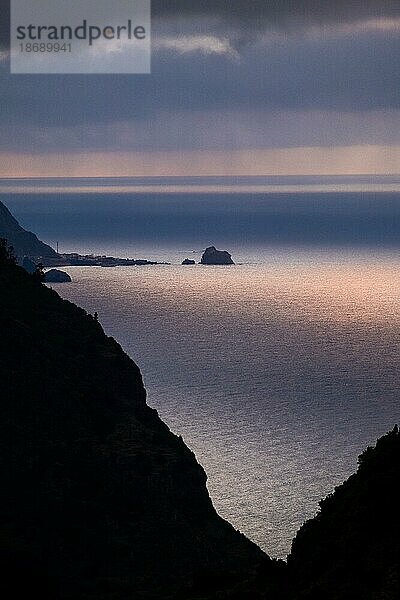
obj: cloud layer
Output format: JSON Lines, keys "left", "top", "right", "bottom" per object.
{"left": 152, "top": 0, "right": 400, "bottom": 24}
{"left": 0, "top": 0, "right": 399, "bottom": 173}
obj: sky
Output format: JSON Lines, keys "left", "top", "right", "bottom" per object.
{"left": 0, "top": 0, "right": 400, "bottom": 176}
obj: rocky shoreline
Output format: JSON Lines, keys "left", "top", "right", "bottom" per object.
{"left": 44, "top": 252, "right": 171, "bottom": 268}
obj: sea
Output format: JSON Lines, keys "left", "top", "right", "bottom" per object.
{"left": 3, "top": 175, "right": 400, "bottom": 559}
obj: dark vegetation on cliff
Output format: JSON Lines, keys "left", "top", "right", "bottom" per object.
{"left": 182, "top": 426, "right": 400, "bottom": 600}
{"left": 0, "top": 240, "right": 264, "bottom": 599}
{"left": 288, "top": 425, "right": 400, "bottom": 600}
{"left": 1, "top": 236, "right": 399, "bottom": 599}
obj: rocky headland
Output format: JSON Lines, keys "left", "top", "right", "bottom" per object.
{"left": 0, "top": 199, "right": 58, "bottom": 263}
{"left": 0, "top": 200, "right": 169, "bottom": 269}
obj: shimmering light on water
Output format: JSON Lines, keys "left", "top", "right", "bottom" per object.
{"left": 54, "top": 247, "right": 400, "bottom": 558}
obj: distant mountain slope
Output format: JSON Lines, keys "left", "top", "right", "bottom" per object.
{"left": 0, "top": 199, "right": 58, "bottom": 260}
{"left": 0, "top": 249, "right": 264, "bottom": 600}
{"left": 288, "top": 427, "right": 400, "bottom": 600}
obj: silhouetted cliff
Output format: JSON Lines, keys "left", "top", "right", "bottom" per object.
{"left": 0, "top": 200, "right": 58, "bottom": 261}
{"left": 187, "top": 428, "right": 400, "bottom": 599}
{"left": 1, "top": 237, "right": 398, "bottom": 600}
{"left": 288, "top": 426, "right": 400, "bottom": 600}
{"left": 0, "top": 244, "right": 264, "bottom": 599}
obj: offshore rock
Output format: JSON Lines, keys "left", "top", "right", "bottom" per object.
{"left": 200, "top": 246, "right": 235, "bottom": 265}
{"left": 44, "top": 268, "right": 72, "bottom": 283}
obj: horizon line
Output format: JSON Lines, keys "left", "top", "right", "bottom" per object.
{"left": 1, "top": 173, "right": 400, "bottom": 180}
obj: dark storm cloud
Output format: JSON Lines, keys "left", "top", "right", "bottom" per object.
{"left": 1, "top": 27, "right": 399, "bottom": 130}
{"left": 0, "top": 0, "right": 399, "bottom": 154}
{"left": 1, "top": 0, "right": 399, "bottom": 51}
{"left": 152, "top": 0, "right": 400, "bottom": 25}
{"left": 0, "top": 0, "right": 9, "bottom": 49}
{"left": 1, "top": 0, "right": 400, "bottom": 49}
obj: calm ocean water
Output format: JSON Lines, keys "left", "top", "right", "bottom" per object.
{"left": 3, "top": 178, "right": 400, "bottom": 558}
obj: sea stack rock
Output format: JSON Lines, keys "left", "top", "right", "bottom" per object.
{"left": 44, "top": 268, "right": 72, "bottom": 283}
{"left": 200, "top": 246, "right": 234, "bottom": 265}
{"left": 182, "top": 258, "right": 196, "bottom": 265}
